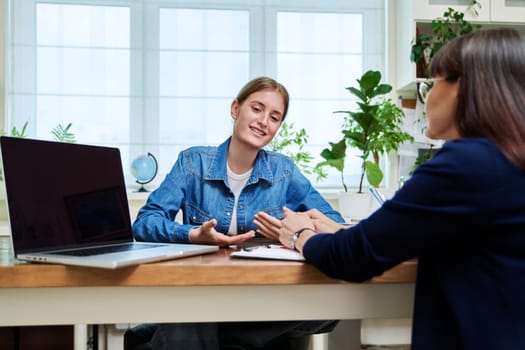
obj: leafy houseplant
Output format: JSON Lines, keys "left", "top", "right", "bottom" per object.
{"left": 316, "top": 70, "right": 414, "bottom": 193}
{"left": 267, "top": 121, "right": 322, "bottom": 177}
{"left": 410, "top": 1, "right": 481, "bottom": 78}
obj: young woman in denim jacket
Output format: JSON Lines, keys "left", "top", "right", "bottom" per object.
{"left": 131, "top": 76, "right": 344, "bottom": 350}
{"left": 133, "top": 76, "right": 343, "bottom": 245}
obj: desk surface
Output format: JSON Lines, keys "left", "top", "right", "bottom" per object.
{"left": 0, "top": 237, "right": 416, "bottom": 288}
{"left": 0, "top": 237, "right": 417, "bottom": 326}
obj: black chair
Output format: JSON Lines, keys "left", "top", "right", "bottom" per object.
{"left": 124, "top": 324, "right": 156, "bottom": 350}
{"left": 123, "top": 323, "right": 318, "bottom": 350}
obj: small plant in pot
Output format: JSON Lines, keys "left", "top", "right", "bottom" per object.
{"left": 316, "top": 70, "right": 414, "bottom": 218}
{"left": 317, "top": 70, "right": 414, "bottom": 193}
{"left": 317, "top": 70, "right": 414, "bottom": 216}
{"left": 410, "top": 2, "right": 480, "bottom": 80}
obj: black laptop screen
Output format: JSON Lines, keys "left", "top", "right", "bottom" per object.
{"left": 0, "top": 136, "right": 133, "bottom": 253}
{"left": 65, "top": 187, "right": 129, "bottom": 243}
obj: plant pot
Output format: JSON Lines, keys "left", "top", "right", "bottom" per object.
{"left": 416, "top": 59, "right": 428, "bottom": 79}
{"left": 338, "top": 191, "right": 376, "bottom": 223}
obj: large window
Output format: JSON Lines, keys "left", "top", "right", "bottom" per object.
{"left": 6, "top": 0, "right": 386, "bottom": 189}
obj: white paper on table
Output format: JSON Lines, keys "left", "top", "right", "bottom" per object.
{"left": 230, "top": 245, "right": 305, "bottom": 261}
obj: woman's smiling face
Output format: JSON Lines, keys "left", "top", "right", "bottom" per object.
{"left": 230, "top": 88, "right": 285, "bottom": 150}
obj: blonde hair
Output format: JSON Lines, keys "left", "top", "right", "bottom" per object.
{"left": 235, "top": 77, "right": 290, "bottom": 120}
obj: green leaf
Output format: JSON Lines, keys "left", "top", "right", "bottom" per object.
{"left": 319, "top": 139, "right": 346, "bottom": 173}
{"left": 320, "top": 139, "right": 346, "bottom": 160}
{"left": 346, "top": 86, "right": 366, "bottom": 102}
{"left": 373, "top": 84, "right": 392, "bottom": 97}
{"left": 365, "top": 160, "right": 383, "bottom": 187}
{"left": 4, "top": 121, "right": 29, "bottom": 138}
{"left": 359, "top": 70, "right": 381, "bottom": 91}
{"left": 51, "top": 123, "right": 76, "bottom": 143}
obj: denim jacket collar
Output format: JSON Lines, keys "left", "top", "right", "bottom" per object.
{"left": 206, "top": 137, "right": 274, "bottom": 185}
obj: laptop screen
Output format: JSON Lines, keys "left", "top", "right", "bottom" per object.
{"left": 65, "top": 187, "right": 129, "bottom": 243}
{"left": 0, "top": 137, "right": 133, "bottom": 253}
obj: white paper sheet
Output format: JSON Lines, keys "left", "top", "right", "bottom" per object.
{"left": 230, "top": 245, "right": 305, "bottom": 261}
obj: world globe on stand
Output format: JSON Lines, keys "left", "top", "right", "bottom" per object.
{"left": 130, "top": 152, "right": 158, "bottom": 192}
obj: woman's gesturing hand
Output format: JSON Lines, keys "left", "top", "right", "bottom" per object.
{"left": 189, "top": 219, "right": 255, "bottom": 246}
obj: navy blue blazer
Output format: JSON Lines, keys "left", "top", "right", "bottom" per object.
{"left": 304, "top": 138, "right": 525, "bottom": 350}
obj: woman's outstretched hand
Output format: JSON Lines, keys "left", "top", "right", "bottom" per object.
{"left": 189, "top": 219, "right": 255, "bottom": 246}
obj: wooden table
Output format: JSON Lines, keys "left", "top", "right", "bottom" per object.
{"left": 0, "top": 236, "right": 416, "bottom": 349}
{"left": 0, "top": 237, "right": 416, "bottom": 327}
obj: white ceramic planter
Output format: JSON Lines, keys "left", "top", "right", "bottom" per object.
{"left": 338, "top": 191, "right": 377, "bottom": 222}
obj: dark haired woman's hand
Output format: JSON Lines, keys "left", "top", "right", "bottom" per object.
{"left": 305, "top": 208, "right": 347, "bottom": 233}
{"left": 279, "top": 207, "right": 316, "bottom": 251}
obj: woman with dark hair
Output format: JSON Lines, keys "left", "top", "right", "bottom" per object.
{"left": 259, "top": 28, "right": 525, "bottom": 349}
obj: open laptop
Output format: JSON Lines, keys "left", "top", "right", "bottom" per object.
{"left": 0, "top": 136, "right": 218, "bottom": 269}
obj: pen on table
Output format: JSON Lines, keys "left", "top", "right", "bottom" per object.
{"left": 267, "top": 244, "right": 289, "bottom": 249}
{"left": 242, "top": 244, "right": 284, "bottom": 251}
{"left": 369, "top": 187, "right": 385, "bottom": 205}
{"left": 242, "top": 245, "right": 271, "bottom": 251}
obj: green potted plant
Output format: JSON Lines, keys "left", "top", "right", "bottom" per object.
{"left": 410, "top": 1, "right": 480, "bottom": 79}
{"left": 316, "top": 70, "right": 414, "bottom": 219}
{"left": 317, "top": 70, "right": 413, "bottom": 193}
{"left": 267, "top": 121, "right": 323, "bottom": 177}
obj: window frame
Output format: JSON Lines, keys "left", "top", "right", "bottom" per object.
{"left": 6, "top": 0, "right": 388, "bottom": 190}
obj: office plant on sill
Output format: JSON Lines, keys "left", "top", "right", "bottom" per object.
{"left": 315, "top": 70, "right": 413, "bottom": 220}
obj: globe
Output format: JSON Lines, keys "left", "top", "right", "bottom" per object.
{"left": 130, "top": 153, "right": 158, "bottom": 192}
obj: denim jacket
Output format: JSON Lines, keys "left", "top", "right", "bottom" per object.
{"left": 133, "top": 137, "right": 344, "bottom": 243}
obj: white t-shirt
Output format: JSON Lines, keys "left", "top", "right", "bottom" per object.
{"left": 227, "top": 164, "right": 252, "bottom": 235}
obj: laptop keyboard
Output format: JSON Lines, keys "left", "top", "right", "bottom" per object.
{"left": 53, "top": 243, "right": 165, "bottom": 257}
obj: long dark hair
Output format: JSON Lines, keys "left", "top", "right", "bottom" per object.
{"left": 430, "top": 28, "right": 525, "bottom": 170}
